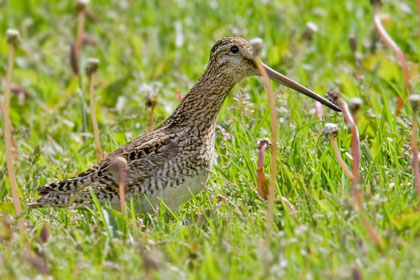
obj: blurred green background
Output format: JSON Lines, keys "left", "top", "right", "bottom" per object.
{"left": 1, "top": 0, "right": 420, "bottom": 278}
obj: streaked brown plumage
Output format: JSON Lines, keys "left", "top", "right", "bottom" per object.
{"left": 29, "top": 37, "right": 339, "bottom": 211}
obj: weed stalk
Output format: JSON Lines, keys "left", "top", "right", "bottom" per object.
{"left": 86, "top": 58, "right": 102, "bottom": 162}
{"left": 373, "top": 2, "right": 411, "bottom": 115}
{"left": 409, "top": 95, "right": 420, "bottom": 205}
{"left": 75, "top": 0, "right": 87, "bottom": 54}
{"left": 176, "top": 91, "right": 183, "bottom": 103}
{"left": 417, "top": 0, "right": 420, "bottom": 37}
{"left": 256, "top": 138, "right": 271, "bottom": 200}
{"left": 327, "top": 88, "right": 382, "bottom": 249}
{"left": 146, "top": 96, "right": 157, "bottom": 132}
{"left": 112, "top": 157, "right": 128, "bottom": 214}
{"left": 3, "top": 30, "right": 25, "bottom": 232}
{"left": 324, "top": 123, "right": 355, "bottom": 181}
{"left": 71, "top": 0, "right": 88, "bottom": 75}
{"left": 251, "top": 38, "right": 278, "bottom": 232}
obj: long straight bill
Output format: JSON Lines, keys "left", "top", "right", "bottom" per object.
{"left": 262, "top": 63, "right": 341, "bottom": 112}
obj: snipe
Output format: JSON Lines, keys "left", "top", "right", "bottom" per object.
{"left": 30, "top": 37, "right": 340, "bottom": 211}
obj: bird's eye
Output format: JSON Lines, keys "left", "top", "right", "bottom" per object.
{"left": 230, "top": 45, "right": 239, "bottom": 54}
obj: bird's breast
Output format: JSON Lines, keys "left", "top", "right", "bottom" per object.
{"left": 122, "top": 129, "right": 217, "bottom": 212}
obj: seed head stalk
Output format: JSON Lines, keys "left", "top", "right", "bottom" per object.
{"left": 145, "top": 97, "right": 157, "bottom": 132}
{"left": 330, "top": 134, "right": 354, "bottom": 181}
{"left": 111, "top": 157, "right": 127, "bottom": 214}
{"left": 417, "top": 0, "right": 420, "bottom": 37}
{"left": 339, "top": 100, "right": 361, "bottom": 178}
{"left": 75, "top": 1, "right": 87, "bottom": 54}
{"left": 255, "top": 59, "right": 278, "bottom": 232}
{"left": 148, "top": 107, "right": 155, "bottom": 132}
{"left": 71, "top": 0, "right": 88, "bottom": 75}
{"left": 409, "top": 95, "right": 420, "bottom": 206}
{"left": 86, "top": 59, "right": 102, "bottom": 163}
{"left": 176, "top": 91, "right": 183, "bottom": 103}
{"left": 373, "top": 5, "right": 411, "bottom": 115}
{"left": 3, "top": 30, "right": 24, "bottom": 232}
{"left": 256, "top": 139, "right": 271, "bottom": 200}
{"left": 327, "top": 88, "right": 382, "bottom": 249}
{"left": 412, "top": 117, "right": 420, "bottom": 203}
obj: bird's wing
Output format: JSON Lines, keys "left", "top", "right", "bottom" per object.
{"left": 30, "top": 133, "right": 181, "bottom": 207}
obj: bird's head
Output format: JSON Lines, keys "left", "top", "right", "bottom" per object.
{"left": 207, "top": 37, "right": 340, "bottom": 112}
{"left": 208, "top": 37, "right": 258, "bottom": 81}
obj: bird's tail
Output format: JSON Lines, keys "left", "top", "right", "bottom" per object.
{"left": 28, "top": 191, "right": 82, "bottom": 208}
{"left": 29, "top": 165, "right": 101, "bottom": 208}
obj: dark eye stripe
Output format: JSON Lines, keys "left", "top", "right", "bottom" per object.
{"left": 230, "top": 45, "right": 239, "bottom": 54}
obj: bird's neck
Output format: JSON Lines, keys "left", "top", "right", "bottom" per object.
{"left": 162, "top": 68, "right": 236, "bottom": 130}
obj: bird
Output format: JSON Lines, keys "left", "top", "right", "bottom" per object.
{"left": 29, "top": 37, "right": 340, "bottom": 211}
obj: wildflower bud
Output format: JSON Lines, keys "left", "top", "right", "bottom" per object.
{"left": 250, "top": 37, "right": 264, "bottom": 58}
{"left": 143, "top": 250, "right": 161, "bottom": 272}
{"left": 302, "top": 22, "right": 318, "bottom": 41}
{"left": 40, "top": 225, "right": 49, "bottom": 243}
{"left": 145, "top": 96, "right": 157, "bottom": 108}
{"left": 409, "top": 94, "right": 420, "bottom": 113}
{"left": 326, "top": 87, "right": 341, "bottom": 104}
{"left": 6, "top": 29, "right": 20, "bottom": 48}
{"left": 323, "top": 123, "right": 339, "bottom": 138}
{"left": 0, "top": 215, "right": 12, "bottom": 241}
{"left": 257, "top": 138, "right": 272, "bottom": 150}
{"left": 85, "top": 58, "right": 99, "bottom": 76}
{"left": 370, "top": 0, "right": 383, "bottom": 7}
{"left": 349, "top": 98, "right": 363, "bottom": 114}
{"left": 112, "top": 156, "right": 127, "bottom": 169}
{"left": 348, "top": 35, "right": 357, "bottom": 54}
{"left": 379, "top": 13, "right": 391, "bottom": 28}
{"left": 110, "top": 157, "right": 127, "bottom": 182}
{"left": 176, "top": 91, "right": 183, "bottom": 103}
{"left": 76, "top": 0, "right": 89, "bottom": 12}
{"left": 70, "top": 44, "right": 79, "bottom": 75}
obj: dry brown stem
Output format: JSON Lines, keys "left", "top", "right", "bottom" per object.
{"left": 111, "top": 157, "right": 128, "bottom": 214}
{"left": 374, "top": 11, "right": 411, "bottom": 115}
{"left": 330, "top": 135, "right": 355, "bottom": 181}
{"left": 146, "top": 97, "right": 157, "bottom": 132}
{"left": 409, "top": 95, "right": 420, "bottom": 205}
{"left": 86, "top": 59, "right": 102, "bottom": 162}
{"left": 327, "top": 88, "right": 382, "bottom": 248}
{"left": 255, "top": 59, "right": 278, "bottom": 232}
{"left": 256, "top": 138, "right": 271, "bottom": 200}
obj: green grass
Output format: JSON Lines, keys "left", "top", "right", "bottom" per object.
{"left": 1, "top": 0, "right": 420, "bottom": 278}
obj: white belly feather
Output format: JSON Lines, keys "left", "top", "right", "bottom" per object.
{"left": 120, "top": 170, "right": 210, "bottom": 213}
